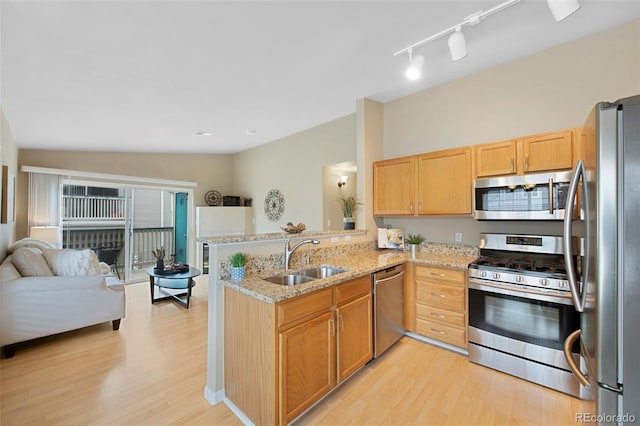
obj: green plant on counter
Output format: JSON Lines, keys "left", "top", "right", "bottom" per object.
{"left": 229, "top": 252, "right": 248, "bottom": 268}
{"left": 338, "top": 195, "right": 362, "bottom": 218}
{"left": 406, "top": 233, "right": 425, "bottom": 245}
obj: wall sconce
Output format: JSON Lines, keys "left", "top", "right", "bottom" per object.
{"left": 337, "top": 175, "right": 348, "bottom": 188}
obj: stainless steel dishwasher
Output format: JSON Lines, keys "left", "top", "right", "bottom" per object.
{"left": 372, "top": 264, "right": 405, "bottom": 358}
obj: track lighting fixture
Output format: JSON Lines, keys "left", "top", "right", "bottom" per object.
{"left": 547, "top": 0, "right": 581, "bottom": 22}
{"left": 448, "top": 27, "right": 467, "bottom": 61}
{"left": 405, "top": 49, "right": 425, "bottom": 80}
{"left": 394, "top": 0, "right": 580, "bottom": 79}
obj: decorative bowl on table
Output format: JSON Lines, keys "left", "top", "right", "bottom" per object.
{"left": 281, "top": 223, "right": 306, "bottom": 234}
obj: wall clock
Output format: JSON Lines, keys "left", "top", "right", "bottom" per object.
{"left": 264, "top": 189, "right": 285, "bottom": 222}
{"left": 204, "top": 190, "right": 222, "bottom": 206}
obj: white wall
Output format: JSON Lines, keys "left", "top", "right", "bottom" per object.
{"left": 0, "top": 108, "right": 18, "bottom": 260}
{"left": 380, "top": 20, "right": 640, "bottom": 246}
{"left": 232, "top": 114, "right": 356, "bottom": 233}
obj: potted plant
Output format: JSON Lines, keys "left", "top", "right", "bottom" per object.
{"left": 229, "top": 252, "right": 248, "bottom": 281}
{"left": 338, "top": 195, "right": 361, "bottom": 230}
{"left": 406, "top": 233, "right": 425, "bottom": 259}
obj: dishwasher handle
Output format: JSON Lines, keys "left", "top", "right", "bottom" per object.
{"left": 374, "top": 270, "right": 404, "bottom": 285}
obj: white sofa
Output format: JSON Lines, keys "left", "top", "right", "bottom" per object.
{"left": 0, "top": 239, "right": 126, "bottom": 358}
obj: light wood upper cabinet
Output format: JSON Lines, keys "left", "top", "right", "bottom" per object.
{"left": 416, "top": 147, "right": 472, "bottom": 215}
{"left": 474, "top": 139, "right": 517, "bottom": 177}
{"left": 474, "top": 129, "right": 576, "bottom": 177}
{"left": 373, "top": 156, "right": 416, "bottom": 216}
{"left": 522, "top": 130, "right": 573, "bottom": 173}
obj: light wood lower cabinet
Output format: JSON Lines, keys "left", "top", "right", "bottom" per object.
{"left": 225, "top": 275, "right": 373, "bottom": 426}
{"left": 413, "top": 265, "right": 467, "bottom": 349}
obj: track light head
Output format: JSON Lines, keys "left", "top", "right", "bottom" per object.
{"left": 448, "top": 27, "right": 468, "bottom": 61}
{"left": 405, "top": 53, "right": 425, "bottom": 80}
{"left": 547, "top": 0, "right": 581, "bottom": 22}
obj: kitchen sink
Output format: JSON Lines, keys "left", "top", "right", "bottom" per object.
{"left": 263, "top": 265, "right": 348, "bottom": 285}
{"left": 297, "top": 266, "right": 348, "bottom": 279}
{"left": 263, "top": 274, "right": 316, "bottom": 286}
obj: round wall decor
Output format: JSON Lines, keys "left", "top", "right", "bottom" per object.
{"left": 264, "top": 189, "right": 285, "bottom": 222}
{"left": 204, "top": 190, "right": 222, "bottom": 206}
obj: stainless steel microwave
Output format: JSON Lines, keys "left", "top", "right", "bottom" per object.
{"left": 473, "top": 170, "right": 574, "bottom": 220}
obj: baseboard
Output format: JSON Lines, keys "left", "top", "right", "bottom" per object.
{"left": 203, "top": 385, "right": 225, "bottom": 405}
{"left": 404, "top": 331, "right": 469, "bottom": 356}
{"left": 224, "top": 397, "right": 255, "bottom": 426}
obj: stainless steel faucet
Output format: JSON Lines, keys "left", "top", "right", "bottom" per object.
{"left": 284, "top": 238, "right": 320, "bottom": 269}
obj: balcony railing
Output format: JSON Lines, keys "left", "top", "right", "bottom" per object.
{"left": 63, "top": 195, "right": 126, "bottom": 223}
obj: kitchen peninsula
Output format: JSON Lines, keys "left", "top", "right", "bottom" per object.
{"left": 198, "top": 230, "right": 478, "bottom": 425}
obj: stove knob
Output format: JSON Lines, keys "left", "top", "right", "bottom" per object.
{"left": 479, "top": 271, "right": 487, "bottom": 278}
{"left": 558, "top": 281, "right": 567, "bottom": 289}
{"left": 515, "top": 275, "right": 524, "bottom": 283}
{"left": 539, "top": 278, "right": 548, "bottom": 287}
{"left": 493, "top": 272, "right": 500, "bottom": 280}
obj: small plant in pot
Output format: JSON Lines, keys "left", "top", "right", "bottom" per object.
{"left": 229, "top": 252, "right": 248, "bottom": 281}
{"left": 338, "top": 195, "right": 361, "bottom": 230}
{"left": 406, "top": 233, "right": 425, "bottom": 259}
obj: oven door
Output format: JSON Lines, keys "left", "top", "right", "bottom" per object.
{"left": 469, "top": 279, "right": 580, "bottom": 368}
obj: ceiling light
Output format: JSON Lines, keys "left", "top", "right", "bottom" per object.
{"left": 246, "top": 129, "right": 257, "bottom": 135}
{"left": 337, "top": 175, "right": 348, "bottom": 188}
{"left": 194, "top": 131, "right": 213, "bottom": 136}
{"left": 405, "top": 50, "right": 425, "bottom": 80}
{"left": 448, "top": 27, "right": 467, "bottom": 61}
{"left": 547, "top": 0, "right": 581, "bottom": 22}
{"left": 394, "top": 0, "right": 579, "bottom": 79}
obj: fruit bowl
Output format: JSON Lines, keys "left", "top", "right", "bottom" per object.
{"left": 281, "top": 223, "right": 306, "bottom": 234}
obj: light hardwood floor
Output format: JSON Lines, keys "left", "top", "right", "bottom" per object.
{"left": 1, "top": 277, "right": 590, "bottom": 426}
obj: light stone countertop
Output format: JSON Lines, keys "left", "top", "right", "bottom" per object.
{"left": 222, "top": 249, "right": 478, "bottom": 303}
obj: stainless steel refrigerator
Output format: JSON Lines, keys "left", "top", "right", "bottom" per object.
{"left": 563, "top": 95, "right": 640, "bottom": 424}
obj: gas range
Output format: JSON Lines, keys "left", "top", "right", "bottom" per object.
{"left": 468, "top": 233, "right": 574, "bottom": 292}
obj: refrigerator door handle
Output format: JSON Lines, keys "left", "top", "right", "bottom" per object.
{"left": 563, "top": 329, "right": 590, "bottom": 386}
{"left": 563, "top": 160, "right": 589, "bottom": 312}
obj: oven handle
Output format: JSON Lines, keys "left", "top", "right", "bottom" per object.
{"left": 563, "top": 330, "right": 590, "bottom": 386}
{"left": 563, "top": 160, "right": 589, "bottom": 312}
{"left": 469, "top": 279, "right": 575, "bottom": 305}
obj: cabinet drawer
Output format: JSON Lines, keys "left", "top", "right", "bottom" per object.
{"left": 335, "top": 276, "right": 371, "bottom": 305}
{"left": 277, "top": 288, "right": 333, "bottom": 329}
{"left": 415, "top": 265, "right": 465, "bottom": 285}
{"left": 416, "top": 318, "right": 466, "bottom": 348}
{"left": 416, "top": 281, "right": 465, "bottom": 311}
{"left": 416, "top": 303, "right": 465, "bottom": 328}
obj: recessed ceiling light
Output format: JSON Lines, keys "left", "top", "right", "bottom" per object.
{"left": 246, "top": 129, "right": 257, "bottom": 135}
{"left": 194, "top": 131, "right": 213, "bottom": 136}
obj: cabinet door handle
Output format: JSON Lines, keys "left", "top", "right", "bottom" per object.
{"left": 430, "top": 273, "right": 446, "bottom": 277}
{"left": 330, "top": 317, "right": 335, "bottom": 336}
{"left": 418, "top": 202, "right": 422, "bottom": 213}
{"left": 510, "top": 157, "right": 515, "bottom": 172}
{"left": 525, "top": 154, "right": 529, "bottom": 171}
{"left": 430, "top": 328, "right": 446, "bottom": 335}
{"left": 430, "top": 313, "right": 446, "bottom": 319}
{"left": 409, "top": 203, "right": 414, "bottom": 213}
{"left": 430, "top": 292, "right": 446, "bottom": 298}
{"left": 339, "top": 313, "right": 344, "bottom": 332}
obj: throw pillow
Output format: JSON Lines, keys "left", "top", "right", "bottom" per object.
{"left": 11, "top": 247, "right": 55, "bottom": 277}
{"left": 0, "top": 257, "right": 23, "bottom": 282}
{"left": 43, "top": 248, "right": 103, "bottom": 276}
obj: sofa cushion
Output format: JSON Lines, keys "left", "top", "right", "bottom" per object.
{"left": 0, "top": 256, "right": 22, "bottom": 282}
{"left": 11, "top": 248, "right": 55, "bottom": 277}
{"left": 7, "top": 238, "right": 57, "bottom": 254}
{"left": 43, "top": 248, "right": 102, "bottom": 276}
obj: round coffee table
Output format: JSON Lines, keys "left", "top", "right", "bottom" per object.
{"left": 145, "top": 266, "right": 201, "bottom": 309}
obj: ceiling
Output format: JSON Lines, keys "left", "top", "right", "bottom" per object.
{"left": 2, "top": 1, "right": 638, "bottom": 154}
